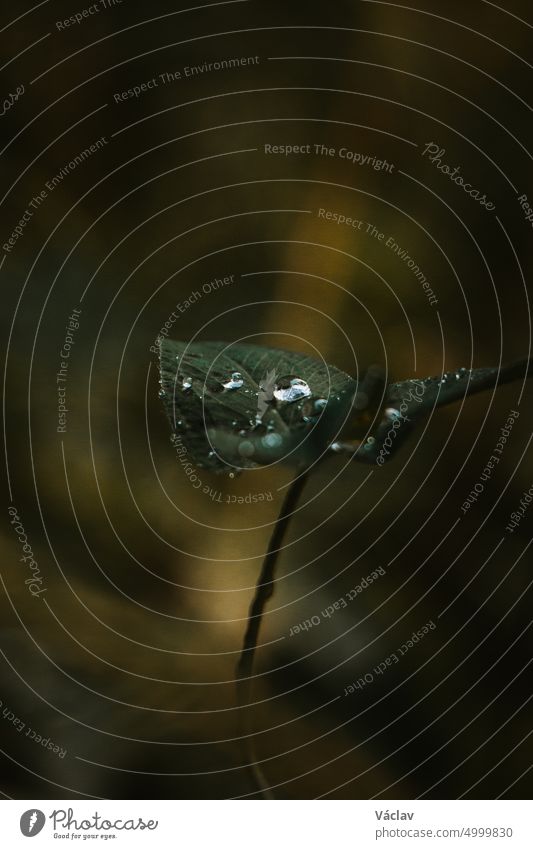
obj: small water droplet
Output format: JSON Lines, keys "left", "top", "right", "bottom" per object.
{"left": 274, "top": 377, "right": 312, "bottom": 402}
{"left": 208, "top": 450, "right": 215, "bottom": 458}
{"left": 222, "top": 372, "right": 243, "bottom": 390}
{"left": 239, "top": 429, "right": 247, "bottom": 436}
{"left": 262, "top": 432, "right": 283, "bottom": 448}
{"left": 314, "top": 398, "right": 328, "bottom": 412}
{"left": 238, "top": 440, "right": 255, "bottom": 457}
{"left": 158, "top": 389, "right": 166, "bottom": 398}
{"left": 229, "top": 472, "right": 235, "bottom": 478}
{"left": 367, "top": 436, "right": 375, "bottom": 444}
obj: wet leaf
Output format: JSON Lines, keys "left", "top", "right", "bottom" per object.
{"left": 385, "top": 361, "right": 530, "bottom": 422}
{"left": 158, "top": 340, "right": 357, "bottom": 474}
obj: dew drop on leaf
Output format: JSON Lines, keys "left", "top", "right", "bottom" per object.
{"left": 262, "top": 432, "right": 283, "bottom": 448}
{"left": 238, "top": 440, "right": 255, "bottom": 457}
{"left": 222, "top": 372, "right": 244, "bottom": 390}
{"left": 274, "top": 377, "right": 312, "bottom": 402}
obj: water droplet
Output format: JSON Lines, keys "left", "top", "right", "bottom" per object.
{"left": 262, "top": 432, "right": 282, "bottom": 448}
{"left": 331, "top": 441, "right": 343, "bottom": 453}
{"left": 208, "top": 450, "right": 215, "bottom": 458}
{"left": 274, "top": 377, "right": 312, "bottom": 402}
{"left": 182, "top": 377, "right": 192, "bottom": 390}
{"left": 222, "top": 372, "right": 243, "bottom": 390}
{"left": 158, "top": 389, "right": 166, "bottom": 398}
{"left": 238, "top": 440, "right": 255, "bottom": 457}
{"left": 314, "top": 398, "right": 328, "bottom": 412}
{"left": 229, "top": 472, "right": 235, "bottom": 478}
{"left": 239, "top": 429, "right": 247, "bottom": 436}
{"left": 367, "top": 436, "right": 375, "bottom": 444}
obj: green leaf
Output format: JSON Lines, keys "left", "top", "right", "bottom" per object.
{"left": 158, "top": 340, "right": 357, "bottom": 475}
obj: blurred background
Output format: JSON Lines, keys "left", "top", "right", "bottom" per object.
{"left": 1, "top": 0, "right": 532, "bottom": 799}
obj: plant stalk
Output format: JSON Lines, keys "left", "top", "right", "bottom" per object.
{"left": 235, "top": 471, "right": 309, "bottom": 798}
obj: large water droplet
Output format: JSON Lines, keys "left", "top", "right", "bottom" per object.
{"left": 222, "top": 372, "right": 243, "bottom": 390}
{"left": 182, "top": 377, "right": 192, "bottom": 390}
{"left": 274, "top": 377, "right": 312, "bottom": 402}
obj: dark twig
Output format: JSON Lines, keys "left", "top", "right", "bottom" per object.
{"left": 235, "top": 471, "right": 309, "bottom": 798}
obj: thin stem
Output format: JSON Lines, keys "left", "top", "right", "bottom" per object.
{"left": 235, "top": 471, "right": 309, "bottom": 798}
